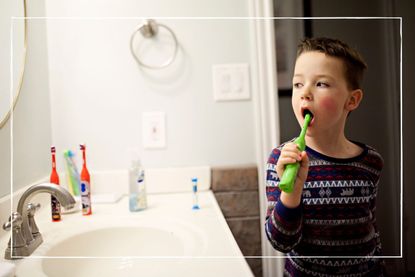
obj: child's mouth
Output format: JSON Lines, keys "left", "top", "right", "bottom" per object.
{"left": 302, "top": 108, "right": 314, "bottom": 125}
{"left": 302, "top": 108, "right": 313, "bottom": 118}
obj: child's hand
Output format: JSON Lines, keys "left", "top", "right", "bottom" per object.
{"left": 276, "top": 142, "right": 309, "bottom": 207}
{"left": 296, "top": 151, "right": 309, "bottom": 185}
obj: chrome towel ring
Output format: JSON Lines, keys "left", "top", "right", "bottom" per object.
{"left": 130, "top": 19, "right": 178, "bottom": 69}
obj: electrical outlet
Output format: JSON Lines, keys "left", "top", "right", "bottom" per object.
{"left": 142, "top": 112, "right": 166, "bottom": 149}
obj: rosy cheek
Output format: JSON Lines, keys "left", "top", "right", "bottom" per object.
{"left": 320, "top": 97, "right": 339, "bottom": 115}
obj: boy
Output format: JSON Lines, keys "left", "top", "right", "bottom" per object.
{"left": 265, "top": 37, "right": 384, "bottom": 276}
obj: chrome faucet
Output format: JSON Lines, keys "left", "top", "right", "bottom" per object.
{"left": 2, "top": 183, "right": 75, "bottom": 259}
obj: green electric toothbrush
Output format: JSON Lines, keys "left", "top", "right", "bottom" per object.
{"left": 279, "top": 112, "right": 312, "bottom": 193}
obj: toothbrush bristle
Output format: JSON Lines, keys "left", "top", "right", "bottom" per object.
{"left": 303, "top": 109, "right": 313, "bottom": 119}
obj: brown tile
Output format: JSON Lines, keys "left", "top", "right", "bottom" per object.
{"left": 214, "top": 191, "right": 259, "bottom": 217}
{"left": 227, "top": 217, "right": 262, "bottom": 256}
{"left": 246, "top": 258, "right": 263, "bottom": 277}
{"left": 211, "top": 166, "right": 258, "bottom": 192}
{"left": 227, "top": 217, "right": 263, "bottom": 277}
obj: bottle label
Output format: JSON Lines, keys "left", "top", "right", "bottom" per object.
{"left": 138, "top": 170, "right": 144, "bottom": 183}
{"left": 81, "top": 181, "right": 92, "bottom": 215}
{"left": 51, "top": 195, "right": 61, "bottom": 221}
{"left": 129, "top": 169, "right": 147, "bottom": 211}
{"left": 137, "top": 170, "right": 147, "bottom": 209}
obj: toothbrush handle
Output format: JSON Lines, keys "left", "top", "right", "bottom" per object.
{"left": 279, "top": 135, "right": 304, "bottom": 193}
{"left": 279, "top": 162, "right": 300, "bottom": 193}
{"left": 279, "top": 136, "right": 306, "bottom": 193}
{"left": 279, "top": 114, "right": 311, "bottom": 193}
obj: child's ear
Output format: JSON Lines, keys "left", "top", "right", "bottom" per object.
{"left": 346, "top": 89, "right": 363, "bottom": 111}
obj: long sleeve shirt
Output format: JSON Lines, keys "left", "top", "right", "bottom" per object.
{"left": 265, "top": 141, "right": 385, "bottom": 276}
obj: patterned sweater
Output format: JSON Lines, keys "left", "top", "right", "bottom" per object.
{"left": 265, "top": 141, "right": 384, "bottom": 277}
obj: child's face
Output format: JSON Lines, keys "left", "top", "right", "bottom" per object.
{"left": 292, "top": 51, "right": 359, "bottom": 136}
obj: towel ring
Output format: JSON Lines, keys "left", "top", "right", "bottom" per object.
{"left": 130, "top": 19, "right": 178, "bottom": 69}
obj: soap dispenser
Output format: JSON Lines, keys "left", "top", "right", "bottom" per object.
{"left": 129, "top": 155, "right": 147, "bottom": 212}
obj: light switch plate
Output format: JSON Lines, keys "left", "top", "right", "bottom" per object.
{"left": 212, "top": 63, "right": 251, "bottom": 102}
{"left": 142, "top": 112, "right": 166, "bottom": 149}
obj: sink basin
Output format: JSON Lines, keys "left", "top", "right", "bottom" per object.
{"left": 43, "top": 258, "right": 197, "bottom": 277}
{"left": 43, "top": 226, "right": 186, "bottom": 257}
{"left": 40, "top": 225, "right": 201, "bottom": 277}
{"left": 15, "top": 217, "right": 208, "bottom": 277}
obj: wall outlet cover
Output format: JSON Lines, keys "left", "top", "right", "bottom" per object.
{"left": 142, "top": 111, "right": 166, "bottom": 149}
{"left": 212, "top": 63, "right": 251, "bottom": 102}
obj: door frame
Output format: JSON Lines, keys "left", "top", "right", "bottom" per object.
{"left": 248, "top": 1, "right": 283, "bottom": 276}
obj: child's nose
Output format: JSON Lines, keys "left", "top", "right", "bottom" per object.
{"left": 300, "top": 87, "right": 313, "bottom": 100}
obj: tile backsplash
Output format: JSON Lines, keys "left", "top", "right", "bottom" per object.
{"left": 211, "top": 165, "right": 262, "bottom": 277}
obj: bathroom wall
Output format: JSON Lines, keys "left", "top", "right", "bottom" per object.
{"left": 0, "top": 0, "right": 52, "bottom": 198}
{"left": 43, "top": 0, "right": 256, "bottom": 175}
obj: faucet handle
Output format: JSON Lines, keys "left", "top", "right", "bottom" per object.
{"left": 27, "top": 203, "right": 41, "bottom": 237}
{"left": 3, "top": 212, "right": 27, "bottom": 252}
{"left": 3, "top": 212, "right": 23, "bottom": 231}
{"left": 27, "top": 203, "right": 41, "bottom": 216}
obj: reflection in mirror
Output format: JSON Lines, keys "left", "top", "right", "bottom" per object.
{"left": 0, "top": 10, "right": 262, "bottom": 274}
{"left": 0, "top": 0, "right": 27, "bottom": 129}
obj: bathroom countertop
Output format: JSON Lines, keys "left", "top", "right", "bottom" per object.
{"left": 1, "top": 191, "right": 254, "bottom": 277}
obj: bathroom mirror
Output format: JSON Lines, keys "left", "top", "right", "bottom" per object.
{"left": 0, "top": 0, "right": 27, "bottom": 129}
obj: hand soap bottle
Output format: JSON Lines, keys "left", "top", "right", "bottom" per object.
{"left": 129, "top": 156, "right": 147, "bottom": 212}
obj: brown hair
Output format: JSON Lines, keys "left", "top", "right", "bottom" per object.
{"left": 297, "top": 37, "right": 368, "bottom": 90}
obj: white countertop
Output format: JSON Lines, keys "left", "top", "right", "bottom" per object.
{"left": 1, "top": 191, "right": 254, "bottom": 277}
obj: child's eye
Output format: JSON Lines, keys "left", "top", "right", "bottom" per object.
{"left": 316, "top": 81, "right": 329, "bottom": 88}
{"left": 293, "top": 83, "right": 303, "bottom": 89}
